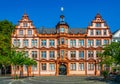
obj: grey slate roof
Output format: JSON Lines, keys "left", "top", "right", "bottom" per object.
{"left": 37, "top": 27, "right": 87, "bottom": 34}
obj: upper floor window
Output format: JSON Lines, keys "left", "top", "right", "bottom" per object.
{"left": 96, "top": 30, "right": 101, "bottom": 35}
{"left": 49, "top": 63, "right": 55, "bottom": 71}
{"left": 79, "top": 51, "right": 84, "bottom": 59}
{"left": 41, "top": 63, "right": 46, "bottom": 71}
{"left": 103, "top": 30, "right": 107, "bottom": 35}
{"left": 90, "top": 30, "right": 94, "bottom": 35}
{"left": 79, "top": 63, "right": 84, "bottom": 71}
{"left": 88, "top": 51, "right": 94, "bottom": 57}
{"left": 58, "top": 39, "right": 60, "bottom": 45}
{"left": 96, "top": 40, "right": 101, "bottom": 46}
{"left": 96, "top": 23, "right": 101, "bottom": 27}
{"left": 70, "top": 63, "right": 76, "bottom": 70}
{"left": 32, "top": 39, "right": 37, "bottom": 47}
{"left": 19, "top": 30, "right": 23, "bottom": 35}
{"left": 41, "top": 51, "right": 46, "bottom": 59}
{"left": 32, "top": 51, "right": 37, "bottom": 59}
{"left": 70, "top": 51, "right": 76, "bottom": 59}
{"left": 88, "top": 40, "right": 94, "bottom": 46}
{"left": 23, "top": 39, "right": 28, "bottom": 47}
{"left": 78, "top": 40, "right": 84, "bottom": 46}
{"left": 70, "top": 40, "right": 76, "bottom": 46}
{"left": 49, "top": 51, "right": 55, "bottom": 59}
{"left": 24, "top": 51, "right": 28, "bottom": 57}
{"left": 23, "top": 23, "right": 28, "bottom": 27}
{"left": 104, "top": 40, "right": 109, "bottom": 45}
{"left": 61, "top": 50, "right": 64, "bottom": 58}
{"left": 60, "top": 28, "right": 64, "bottom": 33}
{"left": 49, "top": 40, "right": 54, "bottom": 46}
{"left": 61, "top": 38, "right": 64, "bottom": 44}
{"left": 41, "top": 40, "right": 46, "bottom": 46}
{"left": 28, "top": 30, "right": 32, "bottom": 35}
{"left": 96, "top": 51, "right": 100, "bottom": 57}
{"left": 14, "top": 39, "right": 20, "bottom": 47}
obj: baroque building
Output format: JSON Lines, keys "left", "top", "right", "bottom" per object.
{"left": 11, "top": 13, "right": 112, "bottom": 76}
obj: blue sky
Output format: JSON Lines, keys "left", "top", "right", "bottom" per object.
{"left": 0, "top": 0, "right": 120, "bottom": 32}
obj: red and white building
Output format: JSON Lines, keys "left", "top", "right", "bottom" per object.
{"left": 11, "top": 13, "right": 112, "bottom": 76}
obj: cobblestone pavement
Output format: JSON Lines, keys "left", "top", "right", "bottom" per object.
{"left": 0, "top": 76, "right": 119, "bottom": 84}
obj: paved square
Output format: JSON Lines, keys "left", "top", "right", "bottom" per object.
{"left": 0, "top": 76, "right": 119, "bottom": 84}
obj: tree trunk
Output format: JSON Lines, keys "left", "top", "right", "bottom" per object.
{"left": 0, "top": 69, "right": 1, "bottom": 76}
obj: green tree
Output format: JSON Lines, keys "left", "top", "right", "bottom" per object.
{"left": 24, "top": 57, "right": 37, "bottom": 77}
{"left": 0, "top": 20, "right": 15, "bottom": 75}
{"left": 98, "top": 42, "right": 120, "bottom": 78}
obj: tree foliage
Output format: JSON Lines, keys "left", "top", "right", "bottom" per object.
{"left": 99, "top": 41, "right": 120, "bottom": 66}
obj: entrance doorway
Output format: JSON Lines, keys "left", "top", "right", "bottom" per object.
{"left": 59, "top": 64, "right": 67, "bottom": 75}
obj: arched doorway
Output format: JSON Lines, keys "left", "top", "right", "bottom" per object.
{"left": 59, "top": 64, "right": 67, "bottom": 75}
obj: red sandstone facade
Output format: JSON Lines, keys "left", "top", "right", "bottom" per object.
{"left": 11, "top": 13, "right": 112, "bottom": 76}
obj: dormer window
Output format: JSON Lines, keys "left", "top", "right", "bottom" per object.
{"left": 23, "top": 23, "right": 28, "bottom": 27}
{"left": 60, "top": 28, "right": 64, "bottom": 33}
{"left": 96, "top": 23, "right": 101, "bottom": 27}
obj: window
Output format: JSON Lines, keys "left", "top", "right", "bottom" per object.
{"left": 61, "top": 50, "right": 64, "bottom": 58}
{"left": 61, "top": 38, "right": 64, "bottom": 44}
{"left": 60, "top": 28, "right": 64, "bottom": 33}
{"left": 14, "top": 39, "right": 20, "bottom": 47}
{"left": 24, "top": 65, "right": 27, "bottom": 71}
{"left": 19, "top": 30, "right": 23, "bottom": 35}
{"left": 78, "top": 40, "right": 84, "bottom": 46}
{"left": 96, "top": 51, "right": 100, "bottom": 57}
{"left": 24, "top": 51, "right": 28, "bottom": 57}
{"left": 41, "top": 63, "right": 46, "bottom": 70}
{"left": 32, "top": 39, "right": 37, "bottom": 47}
{"left": 49, "top": 63, "right": 55, "bottom": 71}
{"left": 88, "top": 63, "right": 94, "bottom": 70}
{"left": 28, "top": 30, "right": 32, "bottom": 35}
{"left": 41, "top": 51, "right": 46, "bottom": 59}
{"left": 104, "top": 40, "right": 109, "bottom": 45}
{"left": 96, "top": 40, "right": 101, "bottom": 46}
{"left": 88, "top": 40, "right": 94, "bottom": 46}
{"left": 88, "top": 51, "right": 94, "bottom": 57}
{"left": 23, "top": 39, "right": 28, "bottom": 47}
{"left": 70, "top": 40, "right": 76, "bottom": 46}
{"left": 70, "top": 63, "right": 76, "bottom": 70}
{"left": 32, "top": 64, "right": 37, "bottom": 71}
{"left": 103, "top": 30, "right": 107, "bottom": 35}
{"left": 90, "top": 30, "right": 94, "bottom": 35}
{"left": 41, "top": 40, "right": 46, "bottom": 46}
{"left": 49, "top": 51, "right": 55, "bottom": 59}
{"left": 23, "top": 23, "right": 28, "bottom": 27}
{"left": 58, "top": 39, "right": 60, "bottom": 45}
{"left": 96, "top": 30, "right": 101, "bottom": 35}
{"left": 49, "top": 40, "right": 54, "bottom": 46}
{"left": 79, "top": 51, "right": 84, "bottom": 59}
{"left": 79, "top": 63, "right": 84, "bottom": 71}
{"left": 32, "top": 51, "right": 37, "bottom": 59}
{"left": 96, "top": 23, "right": 101, "bottom": 27}
{"left": 70, "top": 51, "right": 76, "bottom": 59}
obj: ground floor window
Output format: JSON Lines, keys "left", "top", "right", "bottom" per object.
{"left": 49, "top": 63, "right": 55, "bottom": 71}
{"left": 41, "top": 63, "right": 46, "bottom": 71}
{"left": 79, "top": 63, "right": 84, "bottom": 71}
{"left": 88, "top": 63, "right": 94, "bottom": 70}
{"left": 24, "top": 65, "right": 27, "bottom": 71}
{"left": 70, "top": 63, "right": 76, "bottom": 70}
{"left": 32, "top": 64, "right": 37, "bottom": 71}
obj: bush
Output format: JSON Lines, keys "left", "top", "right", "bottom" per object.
{"left": 102, "top": 70, "right": 109, "bottom": 79}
